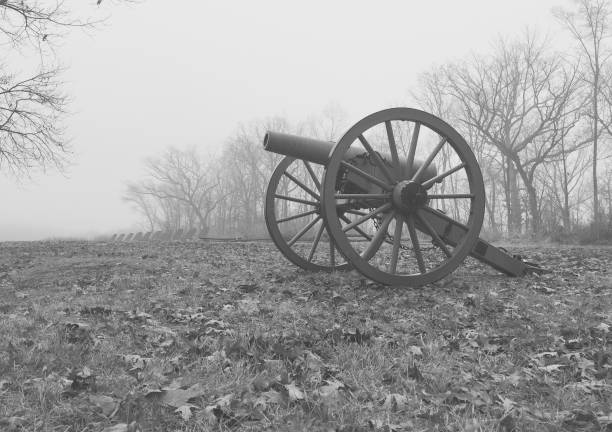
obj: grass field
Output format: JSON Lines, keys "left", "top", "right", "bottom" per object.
{"left": 1, "top": 240, "right": 611, "bottom": 431}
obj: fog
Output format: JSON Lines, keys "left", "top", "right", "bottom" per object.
{"left": 1, "top": 0, "right": 563, "bottom": 240}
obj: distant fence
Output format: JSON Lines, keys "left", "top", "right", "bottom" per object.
{"left": 106, "top": 228, "right": 204, "bottom": 242}
{"left": 104, "top": 229, "right": 274, "bottom": 243}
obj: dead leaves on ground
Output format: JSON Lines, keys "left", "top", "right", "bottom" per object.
{"left": 1, "top": 241, "right": 612, "bottom": 431}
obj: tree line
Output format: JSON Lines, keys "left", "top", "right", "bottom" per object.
{"left": 125, "top": 0, "right": 612, "bottom": 240}
{"left": 123, "top": 107, "right": 347, "bottom": 237}
{"left": 2, "top": 1, "right": 611, "bottom": 241}
{"left": 124, "top": 1, "right": 612, "bottom": 242}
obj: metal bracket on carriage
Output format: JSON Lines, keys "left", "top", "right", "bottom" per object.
{"left": 496, "top": 247, "right": 550, "bottom": 275}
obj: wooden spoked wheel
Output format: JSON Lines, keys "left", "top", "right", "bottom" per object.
{"left": 265, "top": 156, "right": 349, "bottom": 271}
{"left": 321, "top": 108, "right": 485, "bottom": 286}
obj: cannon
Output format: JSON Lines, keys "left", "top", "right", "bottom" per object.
{"left": 264, "top": 108, "right": 541, "bottom": 286}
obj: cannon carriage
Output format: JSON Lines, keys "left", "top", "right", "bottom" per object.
{"left": 264, "top": 108, "right": 540, "bottom": 286}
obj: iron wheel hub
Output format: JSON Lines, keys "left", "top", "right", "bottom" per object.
{"left": 392, "top": 180, "right": 428, "bottom": 213}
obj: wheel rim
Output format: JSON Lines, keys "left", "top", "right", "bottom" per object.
{"left": 321, "top": 108, "right": 485, "bottom": 286}
{"left": 265, "top": 156, "right": 350, "bottom": 271}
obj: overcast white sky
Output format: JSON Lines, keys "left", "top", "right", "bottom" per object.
{"left": 2, "top": 0, "right": 568, "bottom": 240}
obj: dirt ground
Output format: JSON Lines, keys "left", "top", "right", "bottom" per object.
{"left": 0, "top": 240, "right": 611, "bottom": 431}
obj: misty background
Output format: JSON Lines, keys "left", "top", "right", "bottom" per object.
{"left": 2, "top": 0, "right": 606, "bottom": 241}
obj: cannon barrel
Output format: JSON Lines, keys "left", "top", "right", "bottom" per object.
{"left": 263, "top": 131, "right": 437, "bottom": 180}
{"left": 263, "top": 132, "right": 363, "bottom": 165}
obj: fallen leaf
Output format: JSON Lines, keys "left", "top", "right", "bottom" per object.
{"left": 101, "top": 426, "right": 126, "bottom": 432}
{"left": 237, "top": 283, "right": 258, "bottom": 293}
{"left": 332, "top": 291, "right": 348, "bottom": 305}
{"left": 253, "top": 390, "right": 284, "bottom": 409}
{"left": 0, "top": 417, "right": 26, "bottom": 431}
{"left": 285, "top": 383, "right": 305, "bottom": 401}
{"left": 69, "top": 366, "right": 96, "bottom": 391}
{"left": 238, "top": 298, "right": 259, "bottom": 314}
{"left": 538, "top": 364, "right": 565, "bottom": 372}
{"left": 126, "top": 310, "right": 152, "bottom": 322}
{"left": 64, "top": 322, "right": 91, "bottom": 343}
{"left": 408, "top": 364, "right": 424, "bottom": 382}
{"left": 407, "top": 345, "right": 423, "bottom": 356}
{"left": 562, "top": 409, "right": 599, "bottom": 430}
{"left": 101, "top": 424, "right": 132, "bottom": 432}
{"left": 304, "top": 350, "right": 325, "bottom": 371}
{"left": 89, "top": 394, "right": 117, "bottom": 416}
{"left": 383, "top": 393, "right": 408, "bottom": 411}
{"left": 497, "top": 395, "right": 517, "bottom": 412}
{"left": 251, "top": 374, "right": 273, "bottom": 392}
{"left": 122, "top": 354, "right": 151, "bottom": 371}
{"left": 157, "top": 383, "right": 207, "bottom": 408}
{"left": 176, "top": 404, "right": 196, "bottom": 421}
{"left": 214, "top": 393, "right": 233, "bottom": 408}
{"left": 317, "top": 379, "right": 344, "bottom": 398}
{"left": 598, "top": 414, "right": 612, "bottom": 425}
{"left": 498, "top": 414, "right": 516, "bottom": 432}
{"left": 565, "top": 379, "right": 611, "bottom": 393}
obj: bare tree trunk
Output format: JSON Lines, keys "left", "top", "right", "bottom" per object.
{"left": 556, "top": 0, "right": 612, "bottom": 229}
{"left": 561, "top": 140, "right": 572, "bottom": 231}
{"left": 525, "top": 181, "right": 541, "bottom": 235}
{"left": 507, "top": 160, "right": 522, "bottom": 235}
{"left": 593, "top": 68, "right": 600, "bottom": 229}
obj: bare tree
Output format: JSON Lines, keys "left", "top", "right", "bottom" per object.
{"left": 0, "top": 66, "right": 68, "bottom": 175}
{"left": 123, "top": 183, "right": 159, "bottom": 231}
{"left": 0, "top": 1, "right": 135, "bottom": 176}
{"left": 302, "top": 102, "right": 348, "bottom": 142}
{"left": 218, "top": 117, "right": 290, "bottom": 236}
{"left": 539, "top": 142, "right": 591, "bottom": 231}
{"left": 441, "top": 34, "right": 585, "bottom": 234}
{"left": 555, "top": 0, "right": 612, "bottom": 228}
{"left": 414, "top": 68, "right": 506, "bottom": 235}
{"left": 125, "top": 147, "right": 223, "bottom": 234}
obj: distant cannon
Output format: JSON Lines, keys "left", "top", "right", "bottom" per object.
{"left": 264, "top": 108, "right": 541, "bottom": 286}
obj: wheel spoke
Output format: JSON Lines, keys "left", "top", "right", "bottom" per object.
{"left": 428, "top": 194, "right": 475, "bottom": 199}
{"left": 287, "top": 216, "right": 320, "bottom": 246}
{"left": 344, "top": 209, "right": 369, "bottom": 216}
{"left": 335, "top": 193, "right": 391, "bottom": 199}
{"left": 340, "top": 161, "right": 393, "bottom": 191}
{"left": 342, "top": 203, "right": 393, "bottom": 233}
{"left": 277, "top": 209, "right": 318, "bottom": 223}
{"left": 361, "top": 211, "right": 394, "bottom": 261}
{"left": 422, "top": 163, "right": 467, "bottom": 189}
{"left": 274, "top": 194, "right": 319, "bottom": 206}
{"left": 389, "top": 214, "right": 403, "bottom": 274}
{"left": 304, "top": 161, "right": 321, "bottom": 191}
{"left": 283, "top": 171, "right": 320, "bottom": 200}
{"left": 329, "top": 235, "right": 336, "bottom": 266}
{"left": 412, "top": 137, "right": 446, "bottom": 183}
{"left": 357, "top": 134, "right": 396, "bottom": 183}
{"left": 385, "top": 121, "right": 401, "bottom": 178}
{"left": 416, "top": 211, "right": 452, "bottom": 258}
{"left": 406, "top": 214, "right": 426, "bottom": 274}
{"left": 340, "top": 214, "right": 373, "bottom": 241}
{"left": 308, "top": 222, "right": 326, "bottom": 262}
{"left": 406, "top": 122, "right": 420, "bottom": 178}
